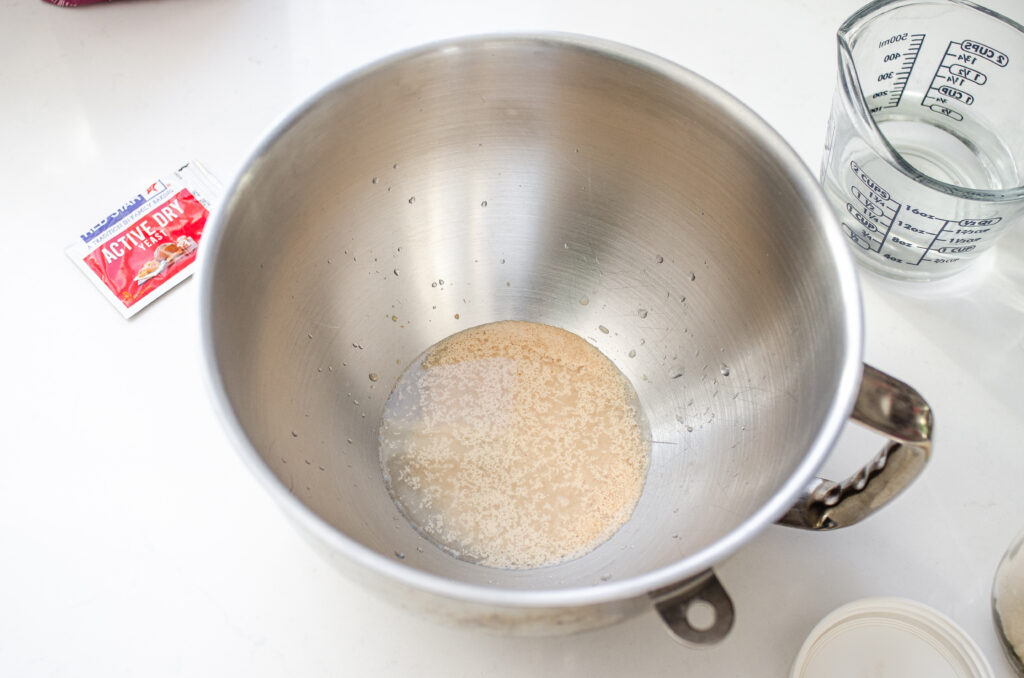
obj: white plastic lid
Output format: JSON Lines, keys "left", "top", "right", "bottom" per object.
{"left": 791, "top": 597, "right": 994, "bottom": 678}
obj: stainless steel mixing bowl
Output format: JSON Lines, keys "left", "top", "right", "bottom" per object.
{"left": 200, "top": 34, "right": 932, "bottom": 642}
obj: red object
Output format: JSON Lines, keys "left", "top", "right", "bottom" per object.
{"left": 65, "top": 161, "right": 220, "bottom": 317}
{"left": 42, "top": 0, "right": 113, "bottom": 6}
{"left": 80, "top": 189, "right": 207, "bottom": 311}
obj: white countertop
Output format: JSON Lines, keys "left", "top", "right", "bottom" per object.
{"left": 3, "top": 0, "right": 1024, "bottom": 675}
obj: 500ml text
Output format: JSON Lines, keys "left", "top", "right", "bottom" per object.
{"left": 879, "top": 33, "right": 909, "bottom": 48}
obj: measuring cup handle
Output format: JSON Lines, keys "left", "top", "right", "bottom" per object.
{"left": 778, "top": 364, "right": 932, "bottom": 531}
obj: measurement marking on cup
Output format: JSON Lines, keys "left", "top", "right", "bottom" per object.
{"left": 920, "top": 39, "right": 1008, "bottom": 121}
{"left": 845, "top": 163, "right": 935, "bottom": 264}
{"left": 844, "top": 160, "right": 903, "bottom": 254}
{"left": 841, "top": 161, "right": 1002, "bottom": 267}
{"left": 885, "top": 34, "right": 925, "bottom": 109}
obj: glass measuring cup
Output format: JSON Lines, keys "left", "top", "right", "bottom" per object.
{"left": 821, "top": 0, "right": 1024, "bottom": 281}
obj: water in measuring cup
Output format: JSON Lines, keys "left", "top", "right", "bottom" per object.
{"left": 823, "top": 110, "right": 1020, "bottom": 277}
{"left": 874, "top": 114, "right": 1020, "bottom": 190}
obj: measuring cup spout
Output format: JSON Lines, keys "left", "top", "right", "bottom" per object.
{"left": 832, "top": 36, "right": 879, "bottom": 155}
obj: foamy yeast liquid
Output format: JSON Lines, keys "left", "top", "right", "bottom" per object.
{"left": 379, "top": 320, "right": 650, "bottom": 569}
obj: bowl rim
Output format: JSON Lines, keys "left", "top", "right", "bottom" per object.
{"left": 197, "top": 31, "right": 864, "bottom": 610}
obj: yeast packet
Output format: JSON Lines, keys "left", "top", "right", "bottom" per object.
{"left": 65, "top": 162, "right": 221, "bottom": 318}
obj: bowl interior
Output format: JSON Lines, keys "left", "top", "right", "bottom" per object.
{"left": 204, "top": 36, "right": 859, "bottom": 591}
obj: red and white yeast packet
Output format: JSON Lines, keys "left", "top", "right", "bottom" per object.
{"left": 65, "top": 162, "right": 221, "bottom": 318}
